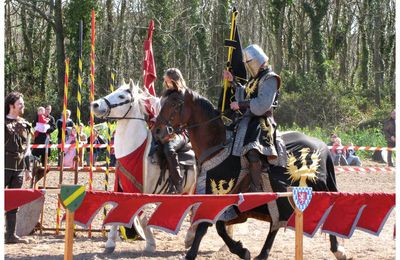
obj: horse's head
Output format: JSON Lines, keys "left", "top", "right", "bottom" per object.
{"left": 91, "top": 80, "right": 146, "bottom": 120}
{"left": 153, "top": 90, "right": 187, "bottom": 142}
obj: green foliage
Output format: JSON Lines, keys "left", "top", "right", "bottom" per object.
{"left": 281, "top": 125, "right": 387, "bottom": 160}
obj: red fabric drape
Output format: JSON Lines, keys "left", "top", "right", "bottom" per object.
{"left": 73, "top": 192, "right": 278, "bottom": 233}
{"left": 5, "top": 189, "right": 44, "bottom": 211}
{"left": 287, "top": 192, "right": 395, "bottom": 238}
{"left": 114, "top": 138, "right": 147, "bottom": 193}
{"left": 143, "top": 20, "right": 156, "bottom": 96}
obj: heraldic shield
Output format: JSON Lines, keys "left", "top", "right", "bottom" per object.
{"left": 293, "top": 187, "right": 312, "bottom": 212}
{"left": 60, "top": 185, "right": 86, "bottom": 212}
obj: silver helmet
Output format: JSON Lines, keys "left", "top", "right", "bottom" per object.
{"left": 242, "top": 44, "right": 269, "bottom": 77}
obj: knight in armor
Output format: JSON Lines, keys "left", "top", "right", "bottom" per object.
{"left": 224, "top": 44, "right": 286, "bottom": 192}
{"left": 159, "top": 68, "right": 190, "bottom": 193}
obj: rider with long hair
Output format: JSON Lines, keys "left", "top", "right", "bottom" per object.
{"left": 159, "top": 68, "right": 190, "bottom": 193}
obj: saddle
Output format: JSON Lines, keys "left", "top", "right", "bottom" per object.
{"left": 149, "top": 142, "right": 196, "bottom": 167}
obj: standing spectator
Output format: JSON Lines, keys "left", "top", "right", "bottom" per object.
{"left": 346, "top": 142, "right": 362, "bottom": 166}
{"left": 86, "top": 128, "right": 106, "bottom": 166}
{"left": 32, "top": 105, "right": 56, "bottom": 165}
{"left": 383, "top": 109, "right": 395, "bottom": 167}
{"left": 56, "top": 110, "right": 74, "bottom": 166}
{"left": 327, "top": 133, "right": 337, "bottom": 146}
{"left": 5, "top": 91, "right": 32, "bottom": 244}
{"left": 33, "top": 107, "right": 50, "bottom": 139}
{"left": 77, "top": 123, "right": 88, "bottom": 167}
{"left": 109, "top": 130, "right": 116, "bottom": 167}
{"left": 63, "top": 127, "right": 77, "bottom": 167}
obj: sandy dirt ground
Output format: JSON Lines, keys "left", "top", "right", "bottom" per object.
{"left": 5, "top": 160, "right": 396, "bottom": 260}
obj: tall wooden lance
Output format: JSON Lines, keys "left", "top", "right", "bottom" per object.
{"left": 220, "top": 8, "right": 247, "bottom": 120}
{"left": 220, "top": 9, "right": 238, "bottom": 114}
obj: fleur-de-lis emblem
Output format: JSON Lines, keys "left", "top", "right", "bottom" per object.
{"left": 286, "top": 148, "right": 320, "bottom": 187}
{"left": 211, "top": 179, "right": 235, "bottom": 194}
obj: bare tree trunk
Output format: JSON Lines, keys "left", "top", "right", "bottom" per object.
{"left": 20, "top": 6, "right": 34, "bottom": 84}
{"left": 53, "top": 0, "right": 66, "bottom": 106}
{"left": 40, "top": 21, "right": 53, "bottom": 94}
{"left": 371, "top": 0, "right": 383, "bottom": 107}
{"left": 113, "top": 0, "right": 127, "bottom": 75}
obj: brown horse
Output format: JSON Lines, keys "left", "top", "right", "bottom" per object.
{"left": 153, "top": 89, "right": 348, "bottom": 260}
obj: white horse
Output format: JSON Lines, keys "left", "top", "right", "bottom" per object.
{"left": 91, "top": 81, "right": 197, "bottom": 253}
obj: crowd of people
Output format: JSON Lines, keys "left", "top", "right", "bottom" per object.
{"left": 328, "top": 134, "right": 362, "bottom": 166}
{"left": 29, "top": 106, "right": 113, "bottom": 168}
{"left": 328, "top": 109, "right": 395, "bottom": 168}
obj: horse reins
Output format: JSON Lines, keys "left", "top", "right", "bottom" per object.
{"left": 159, "top": 98, "right": 222, "bottom": 135}
{"left": 101, "top": 89, "right": 147, "bottom": 121}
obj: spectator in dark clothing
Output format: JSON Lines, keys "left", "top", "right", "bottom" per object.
{"left": 383, "top": 109, "right": 395, "bottom": 167}
{"left": 56, "top": 109, "right": 75, "bottom": 166}
{"left": 109, "top": 131, "right": 116, "bottom": 167}
{"left": 32, "top": 105, "right": 56, "bottom": 165}
{"left": 5, "top": 91, "right": 32, "bottom": 244}
{"left": 86, "top": 128, "right": 106, "bottom": 166}
{"left": 346, "top": 142, "right": 362, "bottom": 166}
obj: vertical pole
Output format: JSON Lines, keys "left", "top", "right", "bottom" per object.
{"left": 75, "top": 20, "right": 83, "bottom": 182}
{"left": 39, "top": 136, "right": 50, "bottom": 234}
{"left": 89, "top": 9, "right": 96, "bottom": 237}
{"left": 295, "top": 208, "right": 303, "bottom": 260}
{"left": 102, "top": 71, "right": 115, "bottom": 236}
{"left": 221, "top": 10, "right": 237, "bottom": 113}
{"left": 64, "top": 209, "right": 74, "bottom": 260}
{"left": 57, "top": 58, "right": 69, "bottom": 235}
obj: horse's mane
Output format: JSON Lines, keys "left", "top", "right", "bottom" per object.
{"left": 185, "top": 88, "right": 220, "bottom": 119}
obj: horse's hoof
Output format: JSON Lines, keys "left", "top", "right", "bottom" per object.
{"left": 184, "top": 230, "right": 196, "bottom": 249}
{"left": 254, "top": 255, "right": 267, "bottom": 260}
{"left": 144, "top": 243, "right": 156, "bottom": 253}
{"left": 104, "top": 247, "right": 115, "bottom": 254}
{"left": 243, "top": 249, "right": 251, "bottom": 260}
{"left": 333, "top": 246, "right": 350, "bottom": 260}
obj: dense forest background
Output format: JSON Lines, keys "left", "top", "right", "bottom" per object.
{"left": 4, "top": 0, "right": 395, "bottom": 132}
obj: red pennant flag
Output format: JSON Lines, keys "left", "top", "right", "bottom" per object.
{"left": 143, "top": 20, "right": 156, "bottom": 96}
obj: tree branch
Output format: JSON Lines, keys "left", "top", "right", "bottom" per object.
{"left": 15, "top": 0, "right": 55, "bottom": 28}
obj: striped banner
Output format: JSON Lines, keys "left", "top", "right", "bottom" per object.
{"left": 335, "top": 166, "right": 395, "bottom": 173}
{"left": 45, "top": 166, "right": 116, "bottom": 172}
{"left": 327, "top": 145, "right": 396, "bottom": 152}
{"left": 31, "top": 144, "right": 395, "bottom": 151}
{"left": 31, "top": 143, "right": 111, "bottom": 149}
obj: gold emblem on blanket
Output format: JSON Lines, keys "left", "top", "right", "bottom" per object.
{"left": 287, "top": 148, "right": 319, "bottom": 187}
{"left": 211, "top": 178, "right": 235, "bottom": 194}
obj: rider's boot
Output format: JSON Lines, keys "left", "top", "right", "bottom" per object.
{"left": 5, "top": 213, "right": 29, "bottom": 244}
{"left": 166, "top": 152, "right": 183, "bottom": 194}
{"left": 247, "top": 149, "right": 263, "bottom": 192}
{"left": 249, "top": 160, "right": 263, "bottom": 192}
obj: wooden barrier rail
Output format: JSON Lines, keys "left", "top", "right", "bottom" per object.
{"left": 59, "top": 186, "right": 311, "bottom": 260}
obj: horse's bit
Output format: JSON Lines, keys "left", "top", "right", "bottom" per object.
{"left": 101, "top": 89, "right": 146, "bottom": 121}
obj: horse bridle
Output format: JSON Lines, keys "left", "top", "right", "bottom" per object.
{"left": 158, "top": 97, "right": 221, "bottom": 136}
{"left": 101, "top": 89, "right": 146, "bottom": 121}
{"left": 157, "top": 99, "right": 185, "bottom": 135}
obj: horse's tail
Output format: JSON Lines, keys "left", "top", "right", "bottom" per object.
{"left": 325, "top": 151, "right": 338, "bottom": 192}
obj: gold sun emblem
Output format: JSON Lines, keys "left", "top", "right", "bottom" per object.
{"left": 286, "top": 147, "right": 320, "bottom": 187}
{"left": 211, "top": 179, "right": 235, "bottom": 194}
